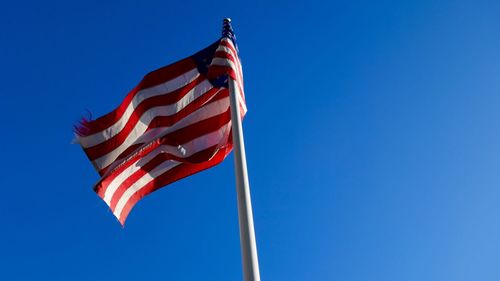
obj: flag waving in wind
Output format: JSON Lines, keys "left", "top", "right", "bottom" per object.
{"left": 75, "top": 21, "right": 245, "bottom": 225}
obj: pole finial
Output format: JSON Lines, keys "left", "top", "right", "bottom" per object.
{"left": 222, "top": 18, "right": 234, "bottom": 38}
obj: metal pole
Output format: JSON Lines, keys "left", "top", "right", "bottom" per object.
{"left": 228, "top": 76, "right": 261, "bottom": 281}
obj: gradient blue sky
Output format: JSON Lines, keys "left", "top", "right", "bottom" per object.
{"left": 1, "top": 0, "right": 500, "bottom": 280}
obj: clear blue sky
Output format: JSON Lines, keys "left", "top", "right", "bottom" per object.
{"left": 1, "top": 0, "right": 499, "bottom": 280}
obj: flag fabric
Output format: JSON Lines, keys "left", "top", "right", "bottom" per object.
{"left": 75, "top": 26, "right": 245, "bottom": 225}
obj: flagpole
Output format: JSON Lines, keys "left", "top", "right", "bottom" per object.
{"left": 224, "top": 18, "right": 261, "bottom": 281}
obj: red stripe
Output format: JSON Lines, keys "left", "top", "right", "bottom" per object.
{"left": 156, "top": 109, "right": 231, "bottom": 146}
{"left": 149, "top": 88, "right": 229, "bottom": 129}
{"left": 214, "top": 51, "right": 237, "bottom": 66}
{"left": 218, "top": 39, "right": 245, "bottom": 88}
{"left": 86, "top": 38, "right": 248, "bottom": 225}
{"left": 80, "top": 58, "right": 197, "bottom": 136}
{"left": 209, "top": 45, "right": 245, "bottom": 97}
{"left": 95, "top": 137, "right": 163, "bottom": 196}
{"left": 117, "top": 145, "right": 232, "bottom": 225}
{"left": 97, "top": 143, "right": 143, "bottom": 176}
{"left": 94, "top": 89, "right": 231, "bottom": 176}
{"left": 107, "top": 143, "right": 224, "bottom": 212}
{"left": 208, "top": 65, "right": 237, "bottom": 81}
{"left": 220, "top": 39, "right": 238, "bottom": 59}
{"left": 210, "top": 52, "right": 243, "bottom": 87}
{"left": 107, "top": 110, "right": 231, "bottom": 210}
{"left": 210, "top": 41, "right": 246, "bottom": 118}
{"left": 140, "top": 58, "right": 196, "bottom": 89}
{"left": 96, "top": 109, "right": 231, "bottom": 201}
{"left": 83, "top": 77, "right": 212, "bottom": 160}
{"left": 219, "top": 40, "right": 244, "bottom": 86}
{"left": 209, "top": 63, "right": 245, "bottom": 107}
{"left": 107, "top": 151, "right": 167, "bottom": 211}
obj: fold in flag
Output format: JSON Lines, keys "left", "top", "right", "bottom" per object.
{"left": 75, "top": 24, "right": 245, "bottom": 225}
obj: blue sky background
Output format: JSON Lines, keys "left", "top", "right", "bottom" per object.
{"left": 1, "top": 0, "right": 499, "bottom": 280}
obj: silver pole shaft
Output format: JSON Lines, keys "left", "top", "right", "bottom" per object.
{"left": 228, "top": 77, "right": 261, "bottom": 281}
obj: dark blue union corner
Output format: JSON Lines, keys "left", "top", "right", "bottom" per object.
{"left": 192, "top": 40, "right": 228, "bottom": 88}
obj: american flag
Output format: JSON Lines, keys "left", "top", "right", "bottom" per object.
{"left": 75, "top": 21, "right": 245, "bottom": 225}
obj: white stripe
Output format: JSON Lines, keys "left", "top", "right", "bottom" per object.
{"left": 221, "top": 38, "right": 236, "bottom": 49}
{"left": 94, "top": 95, "right": 230, "bottom": 172}
{"left": 111, "top": 123, "right": 231, "bottom": 219}
{"left": 98, "top": 93, "right": 229, "bottom": 175}
{"left": 113, "top": 160, "right": 181, "bottom": 219}
{"left": 216, "top": 38, "right": 243, "bottom": 74}
{"left": 211, "top": 57, "right": 238, "bottom": 72}
{"left": 210, "top": 56, "right": 246, "bottom": 113}
{"left": 79, "top": 68, "right": 200, "bottom": 148}
{"left": 220, "top": 38, "right": 243, "bottom": 81}
{"left": 216, "top": 45, "right": 237, "bottom": 60}
{"left": 102, "top": 148, "right": 158, "bottom": 205}
{"left": 211, "top": 55, "right": 243, "bottom": 84}
{"left": 101, "top": 123, "right": 231, "bottom": 205}
{"left": 215, "top": 43, "right": 244, "bottom": 83}
{"left": 211, "top": 57, "right": 245, "bottom": 93}
{"left": 232, "top": 80, "right": 248, "bottom": 114}
{"left": 128, "top": 95, "right": 230, "bottom": 151}
{"left": 90, "top": 80, "right": 215, "bottom": 170}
